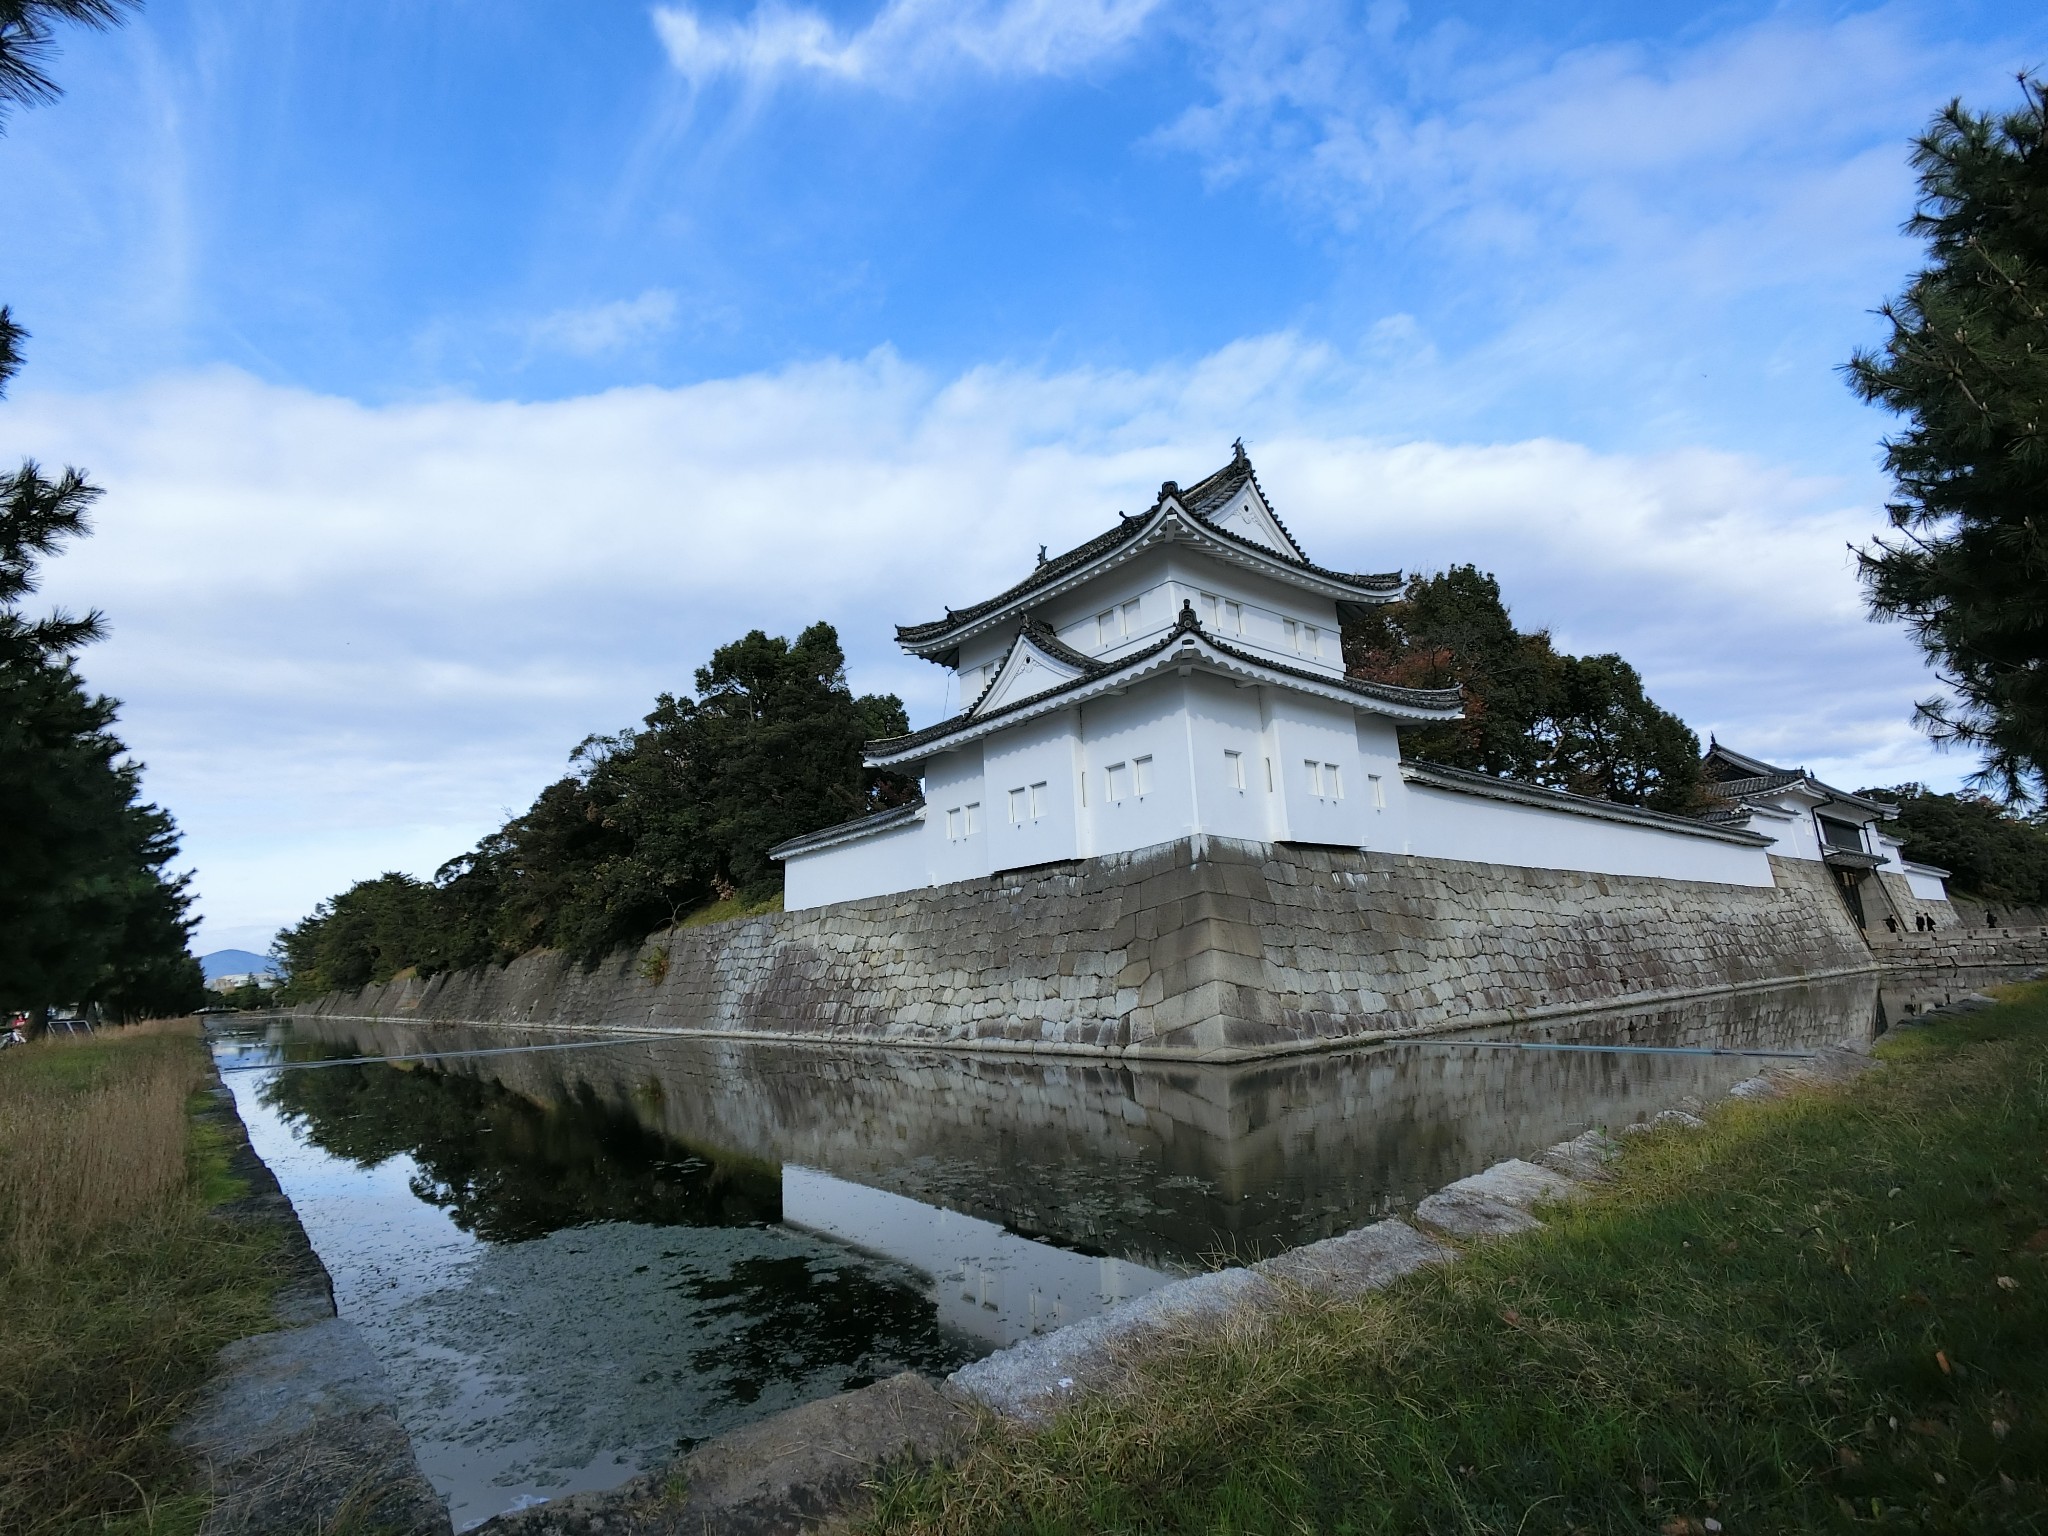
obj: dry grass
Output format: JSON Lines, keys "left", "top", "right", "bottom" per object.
{"left": 0, "top": 1020, "right": 207, "bottom": 1265}
{"left": 0, "top": 1021, "right": 284, "bottom": 1535}
{"left": 869, "top": 986, "right": 2048, "bottom": 1535}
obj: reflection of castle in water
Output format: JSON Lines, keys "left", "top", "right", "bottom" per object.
{"left": 781, "top": 1167, "right": 1173, "bottom": 1347}
{"left": 279, "top": 973, "right": 1889, "bottom": 1289}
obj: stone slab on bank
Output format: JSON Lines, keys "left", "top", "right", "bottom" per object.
{"left": 472, "top": 1372, "right": 974, "bottom": 1536}
{"left": 176, "top": 1076, "right": 449, "bottom": 1536}
{"left": 303, "top": 837, "right": 1881, "bottom": 1061}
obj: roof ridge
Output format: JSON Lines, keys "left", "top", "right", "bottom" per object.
{"left": 896, "top": 446, "right": 1402, "bottom": 653}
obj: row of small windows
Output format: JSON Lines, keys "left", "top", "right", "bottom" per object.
{"left": 943, "top": 802, "right": 982, "bottom": 841}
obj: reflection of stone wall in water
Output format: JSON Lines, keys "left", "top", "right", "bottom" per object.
{"left": 303, "top": 839, "right": 1876, "bottom": 1062}
{"left": 292, "top": 975, "right": 1878, "bottom": 1268}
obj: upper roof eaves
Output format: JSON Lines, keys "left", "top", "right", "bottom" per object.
{"left": 894, "top": 447, "right": 1402, "bottom": 654}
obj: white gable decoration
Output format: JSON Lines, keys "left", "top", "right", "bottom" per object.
{"left": 971, "top": 628, "right": 1088, "bottom": 717}
{"left": 1201, "top": 482, "right": 1298, "bottom": 560}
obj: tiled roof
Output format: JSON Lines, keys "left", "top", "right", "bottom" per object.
{"left": 1706, "top": 771, "right": 1806, "bottom": 799}
{"left": 1701, "top": 741, "right": 1897, "bottom": 819}
{"left": 896, "top": 446, "right": 1402, "bottom": 650}
{"left": 870, "top": 602, "right": 1461, "bottom": 763}
{"left": 767, "top": 799, "right": 925, "bottom": 861}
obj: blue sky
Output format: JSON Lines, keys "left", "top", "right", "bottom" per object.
{"left": 1, "top": 0, "right": 2043, "bottom": 951}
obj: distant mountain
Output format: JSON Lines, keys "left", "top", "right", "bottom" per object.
{"left": 201, "top": 948, "right": 280, "bottom": 981}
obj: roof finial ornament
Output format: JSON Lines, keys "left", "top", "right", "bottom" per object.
{"left": 1160, "top": 480, "right": 1179, "bottom": 500}
{"left": 1177, "top": 598, "right": 1202, "bottom": 633}
{"left": 1233, "top": 437, "right": 1247, "bottom": 463}
{"left": 1037, "top": 544, "right": 1047, "bottom": 565}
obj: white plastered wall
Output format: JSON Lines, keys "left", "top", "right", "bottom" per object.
{"left": 782, "top": 812, "right": 930, "bottom": 910}
{"left": 1902, "top": 865, "right": 1951, "bottom": 901}
{"left": 1075, "top": 685, "right": 1192, "bottom": 859}
{"left": 985, "top": 709, "right": 1084, "bottom": 873}
{"left": 1401, "top": 784, "right": 1775, "bottom": 886}
{"left": 924, "top": 743, "right": 990, "bottom": 887}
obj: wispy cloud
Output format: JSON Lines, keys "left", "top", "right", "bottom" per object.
{"left": 651, "top": 0, "right": 1163, "bottom": 89}
{"left": 1160, "top": 5, "right": 1997, "bottom": 275}
{"left": 529, "top": 289, "right": 680, "bottom": 356}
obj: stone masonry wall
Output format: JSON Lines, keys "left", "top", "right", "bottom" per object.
{"left": 304, "top": 837, "right": 1879, "bottom": 1062}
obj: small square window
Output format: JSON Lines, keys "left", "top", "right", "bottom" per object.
{"left": 1029, "top": 781, "right": 1047, "bottom": 819}
{"left": 1305, "top": 760, "right": 1323, "bottom": 796}
{"left": 1326, "top": 763, "right": 1343, "bottom": 800}
{"left": 1224, "top": 749, "right": 1244, "bottom": 790}
{"left": 1134, "top": 756, "right": 1154, "bottom": 796}
{"left": 1121, "top": 599, "right": 1142, "bottom": 635}
{"left": 1009, "top": 787, "right": 1027, "bottom": 824}
{"left": 1096, "top": 610, "right": 1115, "bottom": 648}
{"left": 1367, "top": 774, "right": 1384, "bottom": 810}
{"left": 1223, "top": 599, "right": 1243, "bottom": 634}
{"left": 1106, "top": 762, "right": 1128, "bottom": 803}
{"left": 964, "top": 801, "right": 981, "bottom": 834}
{"left": 1305, "top": 625, "right": 1321, "bottom": 658}
{"left": 1200, "top": 593, "right": 1220, "bottom": 628}
{"left": 945, "top": 808, "right": 961, "bottom": 840}
{"left": 1284, "top": 618, "right": 1300, "bottom": 652}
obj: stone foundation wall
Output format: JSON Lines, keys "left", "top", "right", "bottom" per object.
{"left": 304, "top": 837, "right": 1879, "bottom": 1062}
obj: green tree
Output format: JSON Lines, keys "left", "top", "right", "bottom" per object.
{"left": 1847, "top": 76, "right": 2048, "bottom": 807}
{"left": 0, "top": 1, "right": 135, "bottom": 123}
{"left": 273, "top": 873, "right": 439, "bottom": 1000}
{"left": 0, "top": 0, "right": 204, "bottom": 1022}
{"left": 1345, "top": 566, "right": 1707, "bottom": 813}
{"left": 0, "top": 336, "right": 204, "bottom": 1020}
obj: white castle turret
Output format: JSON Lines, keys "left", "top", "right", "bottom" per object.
{"left": 772, "top": 444, "right": 1465, "bottom": 907}
{"left": 772, "top": 446, "right": 1947, "bottom": 926}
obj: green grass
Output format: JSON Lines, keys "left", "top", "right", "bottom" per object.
{"left": 0, "top": 1023, "right": 286, "bottom": 1535}
{"left": 870, "top": 985, "right": 2048, "bottom": 1535}
{"left": 678, "top": 890, "right": 785, "bottom": 928}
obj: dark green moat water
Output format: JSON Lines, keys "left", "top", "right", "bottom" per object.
{"left": 207, "top": 968, "right": 2014, "bottom": 1529}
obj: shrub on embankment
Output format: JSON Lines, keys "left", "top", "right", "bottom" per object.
{"left": 0, "top": 1021, "right": 281, "bottom": 1534}
{"left": 870, "top": 986, "right": 2048, "bottom": 1535}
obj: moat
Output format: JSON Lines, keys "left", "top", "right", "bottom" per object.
{"left": 208, "top": 968, "right": 2009, "bottom": 1530}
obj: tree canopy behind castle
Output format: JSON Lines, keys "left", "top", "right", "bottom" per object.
{"left": 1343, "top": 566, "right": 1708, "bottom": 814}
{"left": 276, "top": 567, "right": 1716, "bottom": 995}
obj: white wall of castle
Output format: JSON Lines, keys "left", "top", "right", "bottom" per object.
{"left": 782, "top": 681, "right": 1792, "bottom": 909}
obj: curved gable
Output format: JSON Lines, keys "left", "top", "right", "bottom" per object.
{"left": 971, "top": 624, "right": 1093, "bottom": 717}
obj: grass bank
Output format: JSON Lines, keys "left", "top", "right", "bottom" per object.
{"left": 873, "top": 986, "right": 2048, "bottom": 1535}
{"left": 0, "top": 1021, "right": 284, "bottom": 1535}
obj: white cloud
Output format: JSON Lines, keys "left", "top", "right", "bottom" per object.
{"left": 4, "top": 335, "right": 1952, "bottom": 950}
{"left": 529, "top": 289, "right": 680, "bottom": 356}
{"left": 651, "top": 0, "right": 1163, "bottom": 90}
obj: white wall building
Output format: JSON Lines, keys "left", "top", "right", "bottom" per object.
{"left": 772, "top": 449, "right": 1949, "bottom": 920}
